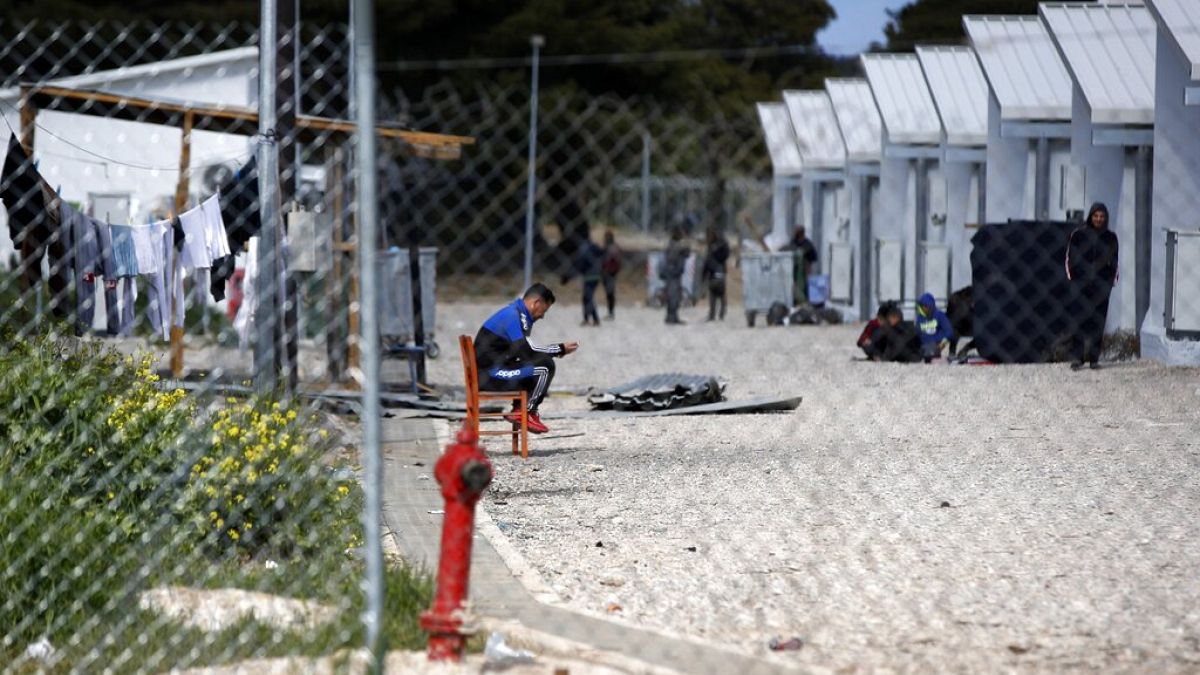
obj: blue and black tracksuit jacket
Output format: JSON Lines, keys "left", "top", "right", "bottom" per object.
{"left": 474, "top": 298, "right": 564, "bottom": 384}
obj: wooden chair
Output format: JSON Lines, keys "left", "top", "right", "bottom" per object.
{"left": 459, "top": 335, "right": 530, "bottom": 459}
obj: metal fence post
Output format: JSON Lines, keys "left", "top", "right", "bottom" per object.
{"left": 352, "top": 0, "right": 386, "bottom": 669}
{"left": 523, "top": 35, "right": 543, "bottom": 292}
{"left": 640, "top": 131, "right": 652, "bottom": 232}
{"left": 255, "top": 0, "right": 280, "bottom": 393}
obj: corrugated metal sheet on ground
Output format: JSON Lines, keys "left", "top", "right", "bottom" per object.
{"left": 545, "top": 395, "right": 801, "bottom": 419}
{"left": 1147, "top": 0, "right": 1200, "bottom": 80}
{"left": 588, "top": 373, "right": 727, "bottom": 411}
{"left": 1041, "top": 2, "right": 1156, "bottom": 125}
{"left": 825, "top": 78, "right": 883, "bottom": 163}
{"left": 861, "top": 53, "right": 943, "bottom": 146}
{"left": 916, "top": 46, "right": 990, "bottom": 146}
{"left": 783, "top": 90, "right": 847, "bottom": 170}
{"left": 756, "top": 102, "right": 804, "bottom": 176}
{"left": 965, "top": 14, "right": 1073, "bottom": 121}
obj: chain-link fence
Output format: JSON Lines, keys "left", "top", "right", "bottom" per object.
{"left": 3, "top": 6, "right": 1200, "bottom": 674}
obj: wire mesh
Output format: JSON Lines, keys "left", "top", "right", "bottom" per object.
{"left": 1, "top": 9, "right": 1199, "bottom": 675}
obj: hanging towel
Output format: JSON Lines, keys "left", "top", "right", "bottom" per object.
{"left": 202, "top": 193, "right": 231, "bottom": 259}
{"left": 132, "top": 221, "right": 168, "bottom": 275}
{"left": 179, "top": 203, "right": 212, "bottom": 269}
{"left": 110, "top": 224, "right": 138, "bottom": 277}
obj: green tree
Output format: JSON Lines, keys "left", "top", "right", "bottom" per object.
{"left": 2, "top": 0, "right": 843, "bottom": 110}
{"left": 880, "top": 0, "right": 1092, "bottom": 52}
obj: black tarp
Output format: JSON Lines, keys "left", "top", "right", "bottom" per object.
{"left": 971, "top": 220, "right": 1079, "bottom": 363}
{"left": 588, "top": 373, "right": 726, "bottom": 411}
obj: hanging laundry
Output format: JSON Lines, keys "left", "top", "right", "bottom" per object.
{"left": 95, "top": 221, "right": 120, "bottom": 335}
{"left": 202, "top": 193, "right": 231, "bottom": 260}
{"left": 109, "top": 224, "right": 138, "bottom": 277}
{"left": 234, "top": 236, "right": 258, "bottom": 350}
{"left": 146, "top": 221, "right": 177, "bottom": 341}
{"left": 179, "top": 202, "right": 213, "bottom": 269}
{"left": 0, "top": 136, "right": 46, "bottom": 241}
{"left": 116, "top": 277, "right": 137, "bottom": 337}
{"left": 2, "top": 137, "right": 71, "bottom": 317}
{"left": 132, "top": 220, "right": 167, "bottom": 276}
{"left": 210, "top": 255, "right": 236, "bottom": 301}
{"left": 60, "top": 201, "right": 103, "bottom": 335}
{"left": 212, "top": 157, "right": 262, "bottom": 301}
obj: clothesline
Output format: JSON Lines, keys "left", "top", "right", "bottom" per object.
{"left": 2, "top": 135, "right": 265, "bottom": 342}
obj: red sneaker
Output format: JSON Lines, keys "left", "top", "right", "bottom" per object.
{"left": 525, "top": 412, "right": 550, "bottom": 434}
{"left": 503, "top": 411, "right": 549, "bottom": 434}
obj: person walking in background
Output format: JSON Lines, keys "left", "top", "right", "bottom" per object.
{"left": 600, "top": 229, "right": 621, "bottom": 320}
{"left": 915, "top": 292, "right": 954, "bottom": 363}
{"left": 701, "top": 226, "right": 730, "bottom": 321}
{"left": 1066, "top": 203, "right": 1119, "bottom": 370}
{"left": 661, "top": 226, "right": 688, "bottom": 324}
{"left": 569, "top": 234, "right": 603, "bottom": 326}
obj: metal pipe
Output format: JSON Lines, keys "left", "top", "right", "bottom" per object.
{"left": 522, "top": 35, "right": 544, "bottom": 292}
{"left": 914, "top": 159, "right": 929, "bottom": 296}
{"left": 1034, "top": 136, "right": 1051, "bottom": 221}
{"left": 858, "top": 173, "right": 873, "bottom": 321}
{"left": 351, "top": 0, "right": 385, "bottom": 668}
{"left": 255, "top": 0, "right": 280, "bottom": 392}
{"left": 1134, "top": 145, "right": 1153, "bottom": 335}
{"left": 640, "top": 131, "right": 651, "bottom": 232}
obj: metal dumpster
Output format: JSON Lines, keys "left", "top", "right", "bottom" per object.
{"left": 645, "top": 251, "right": 697, "bottom": 308}
{"left": 740, "top": 251, "right": 793, "bottom": 326}
{"left": 377, "top": 246, "right": 440, "bottom": 358}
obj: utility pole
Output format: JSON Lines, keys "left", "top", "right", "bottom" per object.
{"left": 522, "top": 35, "right": 544, "bottom": 291}
{"left": 254, "top": 0, "right": 281, "bottom": 392}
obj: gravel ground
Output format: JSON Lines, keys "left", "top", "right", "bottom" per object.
{"left": 425, "top": 298, "right": 1200, "bottom": 673}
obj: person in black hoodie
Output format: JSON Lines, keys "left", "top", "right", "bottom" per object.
{"left": 1065, "top": 202, "right": 1119, "bottom": 370}
{"left": 701, "top": 227, "right": 730, "bottom": 321}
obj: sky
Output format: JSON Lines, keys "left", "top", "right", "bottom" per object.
{"left": 819, "top": 0, "right": 910, "bottom": 55}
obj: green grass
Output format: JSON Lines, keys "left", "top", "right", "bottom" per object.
{"left": 0, "top": 331, "right": 435, "bottom": 671}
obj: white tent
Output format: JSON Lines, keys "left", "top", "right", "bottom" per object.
{"left": 1142, "top": 0, "right": 1200, "bottom": 365}
{"left": 826, "top": 78, "right": 882, "bottom": 319}
{"left": 1042, "top": 1, "right": 1157, "bottom": 336}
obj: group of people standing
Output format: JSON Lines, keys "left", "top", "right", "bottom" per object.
{"left": 660, "top": 226, "right": 730, "bottom": 324}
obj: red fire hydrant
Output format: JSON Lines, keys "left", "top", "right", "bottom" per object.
{"left": 420, "top": 425, "right": 494, "bottom": 661}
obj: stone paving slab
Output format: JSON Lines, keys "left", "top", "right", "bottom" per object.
{"left": 380, "top": 416, "right": 796, "bottom": 675}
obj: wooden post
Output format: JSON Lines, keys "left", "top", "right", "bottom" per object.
{"left": 170, "top": 111, "right": 193, "bottom": 378}
{"left": 347, "top": 144, "right": 361, "bottom": 387}
{"left": 326, "top": 144, "right": 343, "bottom": 382}
{"left": 18, "top": 87, "right": 36, "bottom": 156}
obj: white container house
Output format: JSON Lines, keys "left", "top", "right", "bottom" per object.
{"left": 782, "top": 90, "right": 850, "bottom": 309}
{"left": 1141, "top": 0, "right": 1200, "bottom": 365}
{"left": 965, "top": 15, "right": 1086, "bottom": 225}
{"left": 826, "top": 78, "right": 883, "bottom": 320}
{"left": 916, "top": 46, "right": 990, "bottom": 293}
{"left": 755, "top": 102, "right": 804, "bottom": 243}
{"left": 862, "top": 53, "right": 945, "bottom": 309}
{"left": 1041, "top": 2, "right": 1157, "bottom": 336}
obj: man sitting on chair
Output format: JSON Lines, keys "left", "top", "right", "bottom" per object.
{"left": 474, "top": 283, "right": 578, "bottom": 434}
